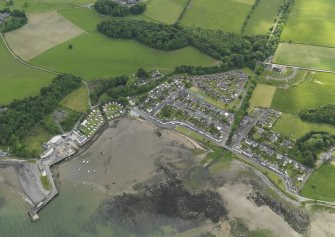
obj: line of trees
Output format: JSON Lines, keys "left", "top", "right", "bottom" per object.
{"left": 267, "top": 0, "right": 295, "bottom": 54}
{"left": 240, "top": 0, "right": 260, "bottom": 34}
{"left": 299, "top": 105, "right": 335, "bottom": 126}
{"left": 0, "top": 74, "right": 82, "bottom": 157}
{"left": 97, "top": 19, "right": 269, "bottom": 69}
{"left": 94, "top": 0, "right": 145, "bottom": 17}
{"left": 0, "top": 8, "right": 27, "bottom": 33}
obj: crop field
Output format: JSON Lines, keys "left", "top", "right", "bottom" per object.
{"left": 300, "top": 164, "right": 335, "bottom": 202}
{"left": 30, "top": 11, "right": 216, "bottom": 79}
{"left": 281, "top": 0, "right": 335, "bottom": 47}
{"left": 274, "top": 43, "right": 335, "bottom": 71}
{"left": 271, "top": 72, "right": 335, "bottom": 114}
{"left": 60, "top": 85, "right": 89, "bottom": 113}
{"left": 0, "top": 40, "right": 53, "bottom": 105}
{"left": 180, "top": 0, "right": 255, "bottom": 32}
{"left": 144, "top": 0, "right": 188, "bottom": 24}
{"left": 0, "top": 0, "right": 91, "bottom": 13}
{"left": 250, "top": 84, "right": 276, "bottom": 108}
{"left": 5, "top": 11, "right": 84, "bottom": 61}
{"left": 245, "top": 0, "right": 283, "bottom": 35}
{"left": 273, "top": 113, "right": 335, "bottom": 139}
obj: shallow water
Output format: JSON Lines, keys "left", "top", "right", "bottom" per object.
{"left": 0, "top": 180, "right": 119, "bottom": 237}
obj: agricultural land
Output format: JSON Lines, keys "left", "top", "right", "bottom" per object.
{"left": 180, "top": 0, "right": 255, "bottom": 32}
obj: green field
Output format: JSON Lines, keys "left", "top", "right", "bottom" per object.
{"left": 176, "top": 125, "right": 205, "bottom": 142}
{"left": 273, "top": 113, "right": 335, "bottom": 139}
{"left": 271, "top": 72, "right": 335, "bottom": 114}
{"left": 0, "top": 39, "right": 53, "bottom": 105}
{"left": 30, "top": 8, "right": 216, "bottom": 79}
{"left": 245, "top": 0, "right": 283, "bottom": 35}
{"left": 250, "top": 84, "right": 276, "bottom": 108}
{"left": 23, "top": 126, "right": 53, "bottom": 153}
{"left": 60, "top": 85, "right": 89, "bottom": 112}
{"left": 180, "top": 0, "right": 255, "bottom": 32}
{"left": 281, "top": 0, "right": 335, "bottom": 47}
{"left": 0, "top": 0, "right": 91, "bottom": 13}
{"left": 144, "top": 0, "right": 188, "bottom": 24}
{"left": 300, "top": 164, "right": 335, "bottom": 202}
{"left": 274, "top": 43, "right": 335, "bottom": 71}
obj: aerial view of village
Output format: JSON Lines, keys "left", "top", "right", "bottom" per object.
{"left": 1, "top": 0, "right": 335, "bottom": 236}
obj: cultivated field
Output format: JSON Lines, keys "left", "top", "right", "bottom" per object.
{"left": 60, "top": 85, "right": 89, "bottom": 112}
{"left": 250, "top": 84, "right": 276, "bottom": 108}
{"left": 0, "top": 40, "right": 53, "bottom": 105}
{"left": 5, "top": 11, "right": 84, "bottom": 61}
{"left": 245, "top": 0, "right": 283, "bottom": 35}
{"left": 144, "top": 0, "right": 188, "bottom": 24}
{"left": 30, "top": 8, "right": 216, "bottom": 79}
{"left": 300, "top": 164, "right": 335, "bottom": 202}
{"left": 271, "top": 72, "right": 335, "bottom": 114}
{"left": 274, "top": 43, "right": 335, "bottom": 72}
{"left": 281, "top": 0, "right": 335, "bottom": 47}
{"left": 180, "top": 0, "right": 255, "bottom": 32}
{"left": 273, "top": 113, "right": 335, "bottom": 139}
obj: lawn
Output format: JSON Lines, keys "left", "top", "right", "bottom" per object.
{"left": 0, "top": 39, "right": 53, "bottom": 105}
{"left": 0, "top": 0, "right": 91, "bottom": 13}
{"left": 245, "top": 0, "right": 284, "bottom": 35}
{"left": 175, "top": 125, "right": 205, "bottom": 142}
{"left": 273, "top": 43, "right": 335, "bottom": 71}
{"left": 30, "top": 8, "right": 216, "bottom": 79}
{"left": 144, "top": 0, "right": 188, "bottom": 24}
{"left": 250, "top": 84, "right": 276, "bottom": 108}
{"left": 271, "top": 72, "right": 335, "bottom": 114}
{"left": 40, "top": 176, "right": 51, "bottom": 191}
{"left": 281, "top": 0, "right": 335, "bottom": 47}
{"left": 300, "top": 164, "right": 335, "bottom": 202}
{"left": 60, "top": 85, "right": 89, "bottom": 112}
{"left": 23, "top": 125, "right": 53, "bottom": 154}
{"left": 180, "top": 0, "right": 255, "bottom": 32}
{"left": 273, "top": 113, "right": 335, "bottom": 139}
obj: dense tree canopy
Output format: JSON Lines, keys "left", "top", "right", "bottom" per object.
{"left": 299, "top": 105, "right": 335, "bottom": 126}
{"left": 296, "top": 131, "right": 335, "bottom": 167}
{"left": 0, "top": 8, "right": 27, "bottom": 33}
{"left": 94, "top": 0, "right": 145, "bottom": 17}
{"left": 97, "top": 19, "right": 269, "bottom": 69}
{"left": 0, "top": 74, "right": 82, "bottom": 157}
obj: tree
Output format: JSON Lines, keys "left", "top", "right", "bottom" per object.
{"left": 136, "top": 68, "right": 149, "bottom": 79}
{"left": 68, "top": 44, "right": 73, "bottom": 49}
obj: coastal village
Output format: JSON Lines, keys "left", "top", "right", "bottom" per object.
{"left": 0, "top": 69, "right": 334, "bottom": 222}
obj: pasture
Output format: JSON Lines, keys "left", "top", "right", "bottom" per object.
{"left": 180, "top": 0, "right": 255, "bottom": 32}
{"left": 0, "top": 0, "right": 91, "bottom": 13}
{"left": 0, "top": 40, "right": 53, "bottom": 105}
{"left": 300, "top": 164, "right": 335, "bottom": 202}
{"left": 250, "top": 84, "right": 276, "bottom": 108}
{"left": 281, "top": 0, "right": 335, "bottom": 47}
{"left": 245, "top": 0, "right": 283, "bottom": 35}
{"left": 5, "top": 11, "right": 84, "bottom": 60}
{"left": 144, "top": 0, "right": 188, "bottom": 24}
{"left": 273, "top": 113, "right": 335, "bottom": 139}
{"left": 271, "top": 72, "right": 335, "bottom": 114}
{"left": 30, "top": 8, "right": 216, "bottom": 79}
{"left": 274, "top": 43, "right": 335, "bottom": 72}
{"left": 60, "top": 85, "right": 89, "bottom": 112}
